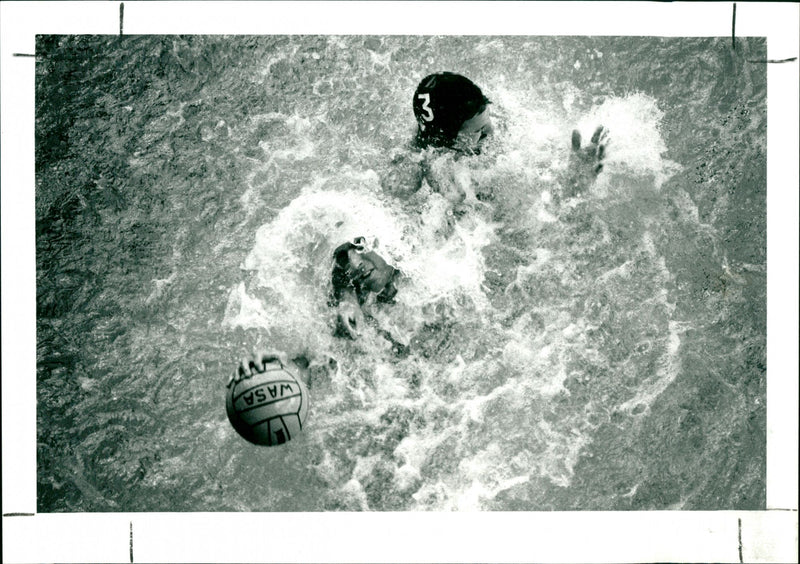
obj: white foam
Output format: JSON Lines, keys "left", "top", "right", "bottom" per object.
{"left": 340, "top": 478, "right": 370, "bottom": 511}
{"left": 227, "top": 179, "right": 497, "bottom": 341}
{"left": 394, "top": 464, "right": 422, "bottom": 492}
{"left": 222, "top": 85, "right": 692, "bottom": 511}
{"left": 619, "top": 320, "right": 690, "bottom": 414}
{"left": 221, "top": 281, "right": 272, "bottom": 330}
{"left": 576, "top": 93, "right": 683, "bottom": 188}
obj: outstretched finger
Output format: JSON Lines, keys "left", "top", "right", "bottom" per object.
{"left": 238, "top": 357, "right": 252, "bottom": 378}
{"left": 599, "top": 128, "right": 611, "bottom": 148}
{"left": 571, "top": 129, "right": 582, "bottom": 151}
{"left": 590, "top": 125, "right": 605, "bottom": 145}
{"left": 247, "top": 357, "right": 263, "bottom": 374}
{"left": 257, "top": 350, "right": 288, "bottom": 369}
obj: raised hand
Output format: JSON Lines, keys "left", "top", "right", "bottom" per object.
{"left": 336, "top": 299, "right": 365, "bottom": 340}
{"left": 228, "top": 350, "right": 290, "bottom": 386}
{"left": 563, "top": 125, "right": 610, "bottom": 198}
{"left": 572, "top": 125, "right": 610, "bottom": 175}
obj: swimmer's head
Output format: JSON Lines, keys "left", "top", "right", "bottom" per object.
{"left": 413, "top": 72, "right": 492, "bottom": 152}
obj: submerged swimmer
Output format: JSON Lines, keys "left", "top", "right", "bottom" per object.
{"left": 384, "top": 71, "right": 610, "bottom": 201}
{"left": 329, "top": 237, "right": 399, "bottom": 339}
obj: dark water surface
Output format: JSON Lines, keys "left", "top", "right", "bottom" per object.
{"left": 36, "top": 36, "right": 766, "bottom": 511}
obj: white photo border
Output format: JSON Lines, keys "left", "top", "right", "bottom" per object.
{"left": 2, "top": 2, "right": 797, "bottom": 563}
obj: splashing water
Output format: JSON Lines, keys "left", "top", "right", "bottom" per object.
{"left": 222, "top": 84, "right": 692, "bottom": 511}
{"left": 36, "top": 36, "right": 766, "bottom": 512}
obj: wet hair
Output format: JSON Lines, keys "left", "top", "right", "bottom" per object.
{"left": 412, "top": 72, "right": 490, "bottom": 149}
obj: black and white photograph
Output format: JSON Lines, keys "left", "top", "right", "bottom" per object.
{"left": 2, "top": 2, "right": 797, "bottom": 562}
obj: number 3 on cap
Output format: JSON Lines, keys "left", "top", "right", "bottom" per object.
{"left": 417, "top": 93, "right": 434, "bottom": 122}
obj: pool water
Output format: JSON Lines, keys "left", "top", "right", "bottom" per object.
{"left": 36, "top": 35, "right": 766, "bottom": 511}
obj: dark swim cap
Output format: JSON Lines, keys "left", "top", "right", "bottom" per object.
{"left": 413, "top": 72, "right": 490, "bottom": 148}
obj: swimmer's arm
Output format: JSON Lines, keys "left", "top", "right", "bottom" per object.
{"left": 420, "top": 158, "right": 441, "bottom": 193}
{"left": 335, "top": 290, "right": 365, "bottom": 339}
{"left": 380, "top": 150, "right": 424, "bottom": 197}
{"left": 420, "top": 156, "right": 470, "bottom": 206}
{"left": 359, "top": 292, "right": 378, "bottom": 318}
{"left": 330, "top": 264, "right": 358, "bottom": 306}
